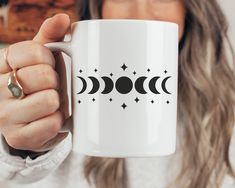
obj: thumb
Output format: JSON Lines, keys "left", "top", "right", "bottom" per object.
{"left": 33, "top": 13, "right": 71, "bottom": 44}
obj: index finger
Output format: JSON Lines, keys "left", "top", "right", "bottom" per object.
{"left": 0, "top": 41, "right": 55, "bottom": 74}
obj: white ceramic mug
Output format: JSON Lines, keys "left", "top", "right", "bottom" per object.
{"left": 45, "top": 19, "right": 179, "bottom": 157}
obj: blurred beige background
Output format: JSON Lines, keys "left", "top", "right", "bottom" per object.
{"left": 220, "top": 0, "right": 235, "bottom": 49}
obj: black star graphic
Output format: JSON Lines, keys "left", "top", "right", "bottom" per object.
{"left": 147, "top": 68, "right": 150, "bottom": 72}
{"left": 151, "top": 100, "right": 154, "bottom": 104}
{"left": 164, "top": 70, "right": 168, "bottom": 74}
{"left": 133, "top": 71, "right": 136, "bottom": 75}
{"left": 166, "top": 100, "right": 170, "bottom": 104}
{"left": 78, "top": 100, "right": 81, "bottom": 104}
{"left": 121, "top": 64, "right": 128, "bottom": 71}
{"left": 110, "top": 73, "right": 113, "bottom": 77}
{"left": 79, "top": 69, "right": 83, "bottom": 73}
{"left": 92, "top": 98, "right": 96, "bottom": 102}
{"left": 109, "top": 98, "right": 113, "bottom": 102}
{"left": 94, "top": 69, "right": 98, "bottom": 72}
{"left": 134, "top": 97, "right": 139, "bottom": 103}
{"left": 121, "top": 103, "right": 127, "bottom": 109}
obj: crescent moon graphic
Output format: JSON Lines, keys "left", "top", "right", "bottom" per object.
{"left": 77, "top": 76, "right": 87, "bottom": 94}
{"left": 101, "top": 76, "right": 114, "bottom": 94}
{"left": 149, "top": 76, "right": 160, "bottom": 94}
{"left": 88, "top": 76, "right": 100, "bottom": 94}
{"left": 162, "top": 76, "right": 172, "bottom": 94}
{"left": 135, "top": 77, "right": 147, "bottom": 94}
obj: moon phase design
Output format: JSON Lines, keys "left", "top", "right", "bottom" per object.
{"left": 77, "top": 63, "right": 172, "bottom": 112}
{"left": 77, "top": 76, "right": 87, "bottom": 94}
{"left": 115, "top": 76, "right": 133, "bottom": 94}
{"left": 101, "top": 76, "right": 114, "bottom": 94}
{"left": 76, "top": 63, "right": 172, "bottom": 109}
{"left": 88, "top": 76, "right": 100, "bottom": 94}
{"left": 149, "top": 76, "right": 160, "bottom": 94}
{"left": 135, "top": 77, "right": 147, "bottom": 94}
{"left": 161, "top": 76, "right": 171, "bottom": 94}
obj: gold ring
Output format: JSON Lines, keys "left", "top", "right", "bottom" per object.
{"left": 8, "top": 69, "right": 25, "bottom": 99}
{"left": 3, "top": 47, "right": 12, "bottom": 70}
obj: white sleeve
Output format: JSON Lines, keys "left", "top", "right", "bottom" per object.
{"left": 0, "top": 132, "right": 72, "bottom": 184}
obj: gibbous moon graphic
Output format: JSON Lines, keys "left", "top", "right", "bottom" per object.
{"left": 135, "top": 77, "right": 147, "bottom": 94}
{"left": 101, "top": 76, "right": 114, "bottom": 94}
{"left": 149, "top": 76, "right": 160, "bottom": 94}
{"left": 162, "top": 76, "right": 172, "bottom": 94}
{"left": 88, "top": 76, "right": 100, "bottom": 94}
{"left": 77, "top": 76, "right": 87, "bottom": 94}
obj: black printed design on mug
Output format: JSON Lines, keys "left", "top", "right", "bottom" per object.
{"left": 101, "top": 77, "right": 114, "bottom": 94}
{"left": 88, "top": 77, "right": 100, "bottom": 94}
{"left": 77, "top": 63, "right": 172, "bottom": 109}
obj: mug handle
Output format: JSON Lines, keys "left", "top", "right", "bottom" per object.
{"left": 44, "top": 41, "right": 72, "bottom": 132}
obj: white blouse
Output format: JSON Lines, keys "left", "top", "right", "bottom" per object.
{"left": 0, "top": 129, "right": 235, "bottom": 188}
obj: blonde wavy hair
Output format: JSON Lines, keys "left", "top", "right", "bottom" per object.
{"left": 77, "top": 0, "right": 235, "bottom": 188}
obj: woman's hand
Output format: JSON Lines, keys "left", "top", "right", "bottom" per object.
{"left": 0, "top": 14, "right": 71, "bottom": 153}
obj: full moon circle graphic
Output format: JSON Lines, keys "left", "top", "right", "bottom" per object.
{"left": 115, "top": 76, "right": 133, "bottom": 94}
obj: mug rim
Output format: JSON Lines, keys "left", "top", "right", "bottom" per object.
{"left": 71, "top": 19, "right": 178, "bottom": 29}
